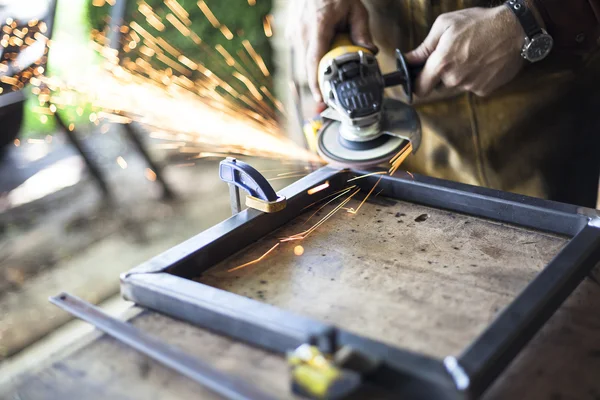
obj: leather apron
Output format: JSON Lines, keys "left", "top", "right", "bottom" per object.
{"left": 365, "top": 0, "right": 600, "bottom": 207}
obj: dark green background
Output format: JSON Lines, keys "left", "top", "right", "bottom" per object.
{"left": 88, "top": 0, "right": 274, "bottom": 105}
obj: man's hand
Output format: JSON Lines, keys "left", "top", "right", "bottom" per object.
{"left": 405, "top": 6, "right": 526, "bottom": 98}
{"left": 287, "top": 0, "right": 377, "bottom": 102}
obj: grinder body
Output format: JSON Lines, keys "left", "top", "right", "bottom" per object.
{"left": 315, "top": 35, "right": 422, "bottom": 168}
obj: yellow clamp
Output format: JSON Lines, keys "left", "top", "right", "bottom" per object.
{"left": 245, "top": 195, "right": 287, "bottom": 213}
{"left": 287, "top": 344, "right": 360, "bottom": 400}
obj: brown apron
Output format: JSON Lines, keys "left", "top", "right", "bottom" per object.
{"left": 365, "top": 0, "right": 600, "bottom": 207}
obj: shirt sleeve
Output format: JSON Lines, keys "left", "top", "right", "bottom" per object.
{"left": 533, "top": 0, "right": 600, "bottom": 55}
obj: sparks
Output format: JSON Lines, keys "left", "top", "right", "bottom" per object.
{"left": 294, "top": 245, "right": 304, "bottom": 256}
{"left": 145, "top": 168, "right": 157, "bottom": 181}
{"left": 263, "top": 15, "right": 273, "bottom": 38}
{"left": 301, "top": 185, "right": 357, "bottom": 212}
{"left": 116, "top": 156, "right": 128, "bottom": 169}
{"left": 307, "top": 181, "right": 330, "bottom": 195}
{"left": 267, "top": 173, "right": 308, "bottom": 181}
{"left": 277, "top": 170, "right": 309, "bottom": 177}
{"left": 346, "top": 176, "right": 383, "bottom": 214}
{"left": 388, "top": 142, "right": 413, "bottom": 176}
{"left": 303, "top": 186, "right": 355, "bottom": 226}
{"left": 197, "top": 0, "right": 221, "bottom": 28}
{"left": 283, "top": 188, "right": 361, "bottom": 242}
{"left": 215, "top": 44, "right": 236, "bottom": 66}
{"left": 347, "top": 171, "right": 387, "bottom": 182}
{"left": 228, "top": 243, "right": 280, "bottom": 272}
{"left": 14, "top": 0, "right": 323, "bottom": 205}
{"left": 242, "top": 40, "right": 270, "bottom": 77}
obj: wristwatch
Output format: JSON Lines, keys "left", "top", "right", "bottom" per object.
{"left": 505, "top": 0, "right": 553, "bottom": 62}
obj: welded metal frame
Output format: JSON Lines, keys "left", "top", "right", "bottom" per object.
{"left": 121, "top": 166, "right": 600, "bottom": 399}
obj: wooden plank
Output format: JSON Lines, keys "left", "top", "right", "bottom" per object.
{"left": 2, "top": 311, "right": 298, "bottom": 400}
{"left": 198, "top": 196, "right": 567, "bottom": 358}
{"left": 485, "top": 278, "right": 600, "bottom": 400}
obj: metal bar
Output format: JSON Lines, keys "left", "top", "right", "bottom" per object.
{"left": 0, "top": 91, "right": 25, "bottom": 108}
{"left": 108, "top": 0, "right": 128, "bottom": 51}
{"left": 49, "top": 292, "right": 277, "bottom": 400}
{"left": 123, "top": 166, "right": 348, "bottom": 277}
{"left": 357, "top": 171, "right": 588, "bottom": 237}
{"left": 229, "top": 184, "right": 242, "bottom": 215}
{"left": 122, "top": 273, "right": 330, "bottom": 353}
{"left": 121, "top": 167, "right": 600, "bottom": 399}
{"left": 458, "top": 219, "right": 600, "bottom": 398}
{"left": 122, "top": 122, "right": 175, "bottom": 200}
{"left": 122, "top": 273, "right": 462, "bottom": 399}
{"left": 54, "top": 111, "right": 112, "bottom": 200}
{"left": 337, "top": 330, "right": 460, "bottom": 399}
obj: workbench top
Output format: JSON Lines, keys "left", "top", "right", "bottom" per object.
{"left": 2, "top": 196, "right": 600, "bottom": 399}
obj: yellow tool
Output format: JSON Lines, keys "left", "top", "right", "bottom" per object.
{"left": 288, "top": 344, "right": 362, "bottom": 400}
{"left": 314, "top": 34, "right": 422, "bottom": 168}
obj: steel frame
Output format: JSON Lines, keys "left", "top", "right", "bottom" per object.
{"left": 121, "top": 167, "right": 600, "bottom": 399}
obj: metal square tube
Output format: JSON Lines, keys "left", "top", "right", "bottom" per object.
{"left": 121, "top": 167, "right": 600, "bottom": 399}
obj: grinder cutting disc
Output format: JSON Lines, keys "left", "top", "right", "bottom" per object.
{"left": 317, "top": 120, "right": 410, "bottom": 169}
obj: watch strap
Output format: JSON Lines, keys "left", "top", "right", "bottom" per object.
{"left": 505, "top": 0, "right": 543, "bottom": 38}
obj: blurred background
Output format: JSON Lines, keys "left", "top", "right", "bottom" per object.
{"left": 0, "top": 0, "right": 598, "bottom": 385}
{"left": 0, "top": 0, "right": 319, "bottom": 377}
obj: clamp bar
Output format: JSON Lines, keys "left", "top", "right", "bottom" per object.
{"left": 382, "top": 50, "right": 423, "bottom": 105}
{"left": 219, "top": 158, "right": 278, "bottom": 202}
{"left": 49, "top": 293, "right": 277, "bottom": 400}
{"left": 219, "top": 158, "right": 286, "bottom": 215}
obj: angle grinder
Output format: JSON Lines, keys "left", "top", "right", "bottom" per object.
{"left": 316, "top": 35, "right": 422, "bottom": 168}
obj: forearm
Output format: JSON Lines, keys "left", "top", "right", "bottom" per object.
{"left": 487, "top": 0, "right": 599, "bottom": 55}
{"left": 524, "top": 0, "right": 546, "bottom": 28}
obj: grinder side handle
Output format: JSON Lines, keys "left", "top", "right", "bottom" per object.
{"left": 382, "top": 50, "right": 424, "bottom": 104}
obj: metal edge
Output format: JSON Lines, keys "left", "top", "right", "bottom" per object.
{"left": 49, "top": 292, "right": 277, "bottom": 400}
{"left": 121, "top": 166, "right": 348, "bottom": 278}
{"left": 457, "top": 221, "right": 600, "bottom": 397}
{"left": 121, "top": 272, "right": 327, "bottom": 352}
{"left": 119, "top": 167, "right": 599, "bottom": 398}
{"left": 0, "top": 91, "right": 25, "bottom": 108}
{"left": 354, "top": 170, "right": 588, "bottom": 237}
{"left": 121, "top": 272, "right": 463, "bottom": 399}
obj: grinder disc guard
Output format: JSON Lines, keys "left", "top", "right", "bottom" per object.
{"left": 317, "top": 99, "right": 421, "bottom": 168}
{"left": 318, "top": 121, "right": 409, "bottom": 168}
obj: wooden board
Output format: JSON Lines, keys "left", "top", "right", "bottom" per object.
{"left": 0, "top": 311, "right": 299, "bottom": 400}
{"left": 198, "top": 196, "right": 567, "bottom": 358}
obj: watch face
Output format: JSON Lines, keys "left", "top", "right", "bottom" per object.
{"left": 526, "top": 34, "right": 553, "bottom": 62}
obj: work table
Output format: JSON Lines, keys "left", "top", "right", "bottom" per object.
{"left": 3, "top": 188, "right": 600, "bottom": 399}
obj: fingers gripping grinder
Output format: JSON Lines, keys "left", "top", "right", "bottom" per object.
{"left": 317, "top": 35, "right": 422, "bottom": 168}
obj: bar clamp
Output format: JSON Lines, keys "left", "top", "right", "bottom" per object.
{"left": 219, "top": 157, "right": 287, "bottom": 215}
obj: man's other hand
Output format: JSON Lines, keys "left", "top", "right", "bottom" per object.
{"left": 287, "top": 0, "right": 377, "bottom": 102}
{"left": 405, "top": 7, "right": 526, "bottom": 98}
